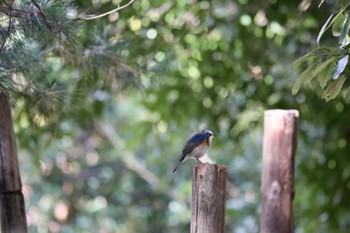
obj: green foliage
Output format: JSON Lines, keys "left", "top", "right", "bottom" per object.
{"left": 293, "top": 2, "right": 350, "bottom": 101}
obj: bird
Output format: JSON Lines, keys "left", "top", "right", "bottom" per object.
{"left": 173, "top": 129, "right": 215, "bottom": 173}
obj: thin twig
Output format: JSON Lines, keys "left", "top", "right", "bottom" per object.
{"left": 80, "top": 0, "right": 134, "bottom": 21}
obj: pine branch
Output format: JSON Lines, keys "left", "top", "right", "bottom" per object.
{"left": 0, "top": 0, "right": 140, "bottom": 119}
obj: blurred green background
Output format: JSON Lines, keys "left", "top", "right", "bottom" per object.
{"left": 9, "top": 0, "right": 350, "bottom": 232}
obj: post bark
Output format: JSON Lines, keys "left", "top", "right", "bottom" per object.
{"left": 191, "top": 163, "right": 227, "bottom": 233}
{"left": 0, "top": 93, "right": 28, "bottom": 233}
{"left": 260, "top": 109, "right": 299, "bottom": 233}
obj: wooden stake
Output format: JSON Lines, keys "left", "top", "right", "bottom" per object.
{"left": 191, "top": 163, "right": 227, "bottom": 233}
{"left": 0, "top": 93, "right": 28, "bottom": 233}
{"left": 260, "top": 109, "right": 299, "bottom": 233}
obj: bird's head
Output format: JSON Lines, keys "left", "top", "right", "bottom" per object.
{"left": 201, "top": 129, "right": 215, "bottom": 140}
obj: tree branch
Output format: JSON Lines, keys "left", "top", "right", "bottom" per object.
{"left": 93, "top": 122, "right": 182, "bottom": 200}
{"left": 94, "top": 122, "right": 159, "bottom": 187}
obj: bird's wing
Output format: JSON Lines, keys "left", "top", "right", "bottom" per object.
{"left": 173, "top": 133, "right": 207, "bottom": 173}
{"left": 182, "top": 133, "right": 206, "bottom": 155}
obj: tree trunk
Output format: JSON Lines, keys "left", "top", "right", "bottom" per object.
{"left": 0, "top": 93, "right": 28, "bottom": 233}
{"left": 191, "top": 163, "right": 227, "bottom": 233}
{"left": 260, "top": 109, "right": 299, "bottom": 233}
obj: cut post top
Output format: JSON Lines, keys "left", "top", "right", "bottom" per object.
{"left": 264, "top": 109, "right": 299, "bottom": 118}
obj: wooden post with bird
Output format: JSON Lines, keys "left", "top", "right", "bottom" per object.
{"left": 172, "top": 129, "right": 226, "bottom": 232}
{"left": 191, "top": 163, "right": 227, "bottom": 233}
{"left": 260, "top": 109, "right": 299, "bottom": 233}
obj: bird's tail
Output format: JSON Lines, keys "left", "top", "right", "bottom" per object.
{"left": 173, "top": 153, "right": 188, "bottom": 173}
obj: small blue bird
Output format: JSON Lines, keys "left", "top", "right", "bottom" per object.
{"left": 173, "top": 129, "right": 215, "bottom": 173}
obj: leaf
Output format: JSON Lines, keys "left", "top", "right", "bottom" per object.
{"left": 318, "top": 4, "right": 350, "bottom": 44}
{"left": 318, "top": 59, "right": 337, "bottom": 89}
{"left": 322, "top": 75, "right": 347, "bottom": 101}
{"left": 333, "top": 55, "right": 349, "bottom": 80}
{"left": 308, "top": 76, "right": 319, "bottom": 89}
{"left": 293, "top": 47, "right": 332, "bottom": 68}
{"left": 317, "top": 13, "right": 335, "bottom": 44}
{"left": 292, "top": 55, "right": 338, "bottom": 95}
{"left": 292, "top": 64, "right": 317, "bottom": 95}
{"left": 307, "top": 57, "right": 337, "bottom": 83}
{"left": 332, "top": 12, "right": 345, "bottom": 37}
{"left": 339, "top": 13, "right": 350, "bottom": 46}
{"left": 345, "top": 86, "right": 350, "bottom": 103}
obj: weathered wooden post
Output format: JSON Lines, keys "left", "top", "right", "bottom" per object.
{"left": 191, "top": 163, "right": 227, "bottom": 233}
{"left": 260, "top": 109, "right": 299, "bottom": 233}
{"left": 0, "top": 93, "right": 28, "bottom": 233}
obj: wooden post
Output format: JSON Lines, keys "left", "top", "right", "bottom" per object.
{"left": 0, "top": 93, "right": 28, "bottom": 233}
{"left": 260, "top": 109, "right": 299, "bottom": 233}
{"left": 191, "top": 163, "right": 227, "bottom": 233}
